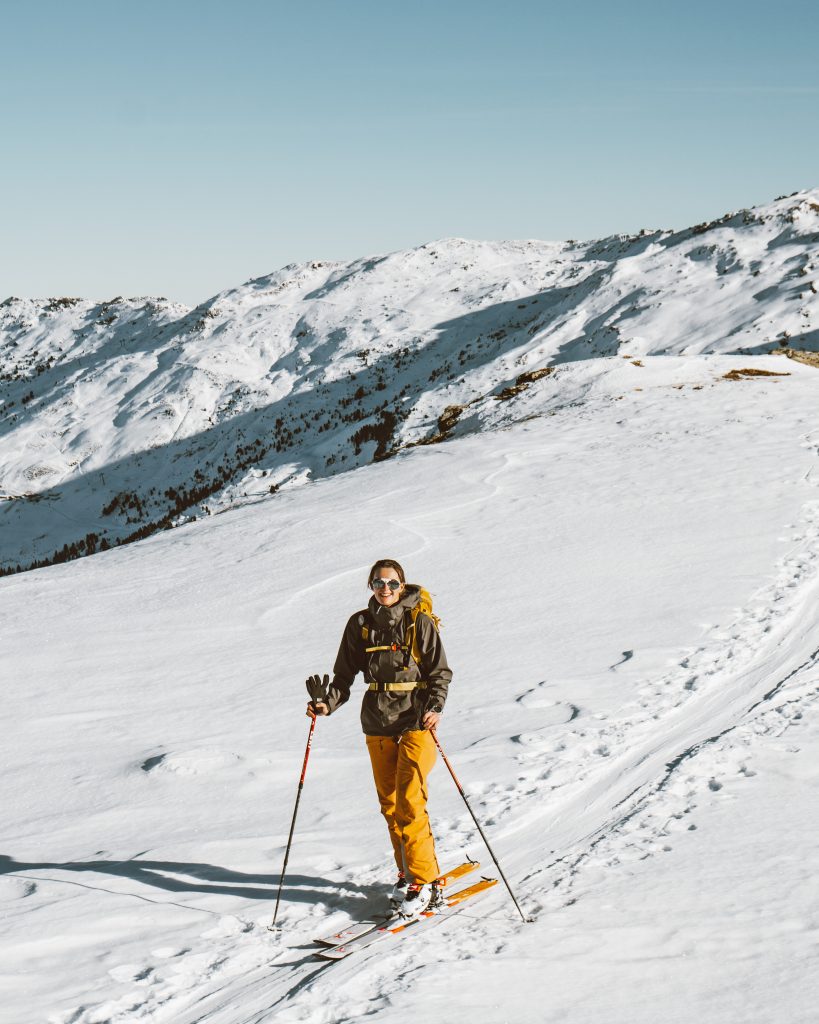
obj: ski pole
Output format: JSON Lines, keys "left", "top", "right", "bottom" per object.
{"left": 431, "top": 727, "right": 532, "bottom": 924}
{"left": 269, "top": 708, "right": 317, "bottom": 931}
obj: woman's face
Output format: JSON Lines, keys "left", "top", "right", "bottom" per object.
{"left": 371, "top": 567, "right": 404, "bottom": 607}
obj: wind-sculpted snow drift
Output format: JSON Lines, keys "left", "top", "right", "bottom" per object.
{"left": 1, "top": 189, "right": 818, "bottom": 572}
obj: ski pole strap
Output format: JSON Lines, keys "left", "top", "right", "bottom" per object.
{"left": 367, "top": 680, "right": 428, "bottom": 692}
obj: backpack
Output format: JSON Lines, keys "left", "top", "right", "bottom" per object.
{"left": 361, "top": 587, "right": 442, "bottom": 670}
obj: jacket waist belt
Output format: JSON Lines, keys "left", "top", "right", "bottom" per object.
{"left": 367, "top": 680, "right": 428, "bottom": 692}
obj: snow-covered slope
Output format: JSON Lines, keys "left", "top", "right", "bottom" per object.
{"left": 2, "top": 189, "right": 818, "bottom": 573}
{"left": 2, "top": 352, "right": 819, "bottom": 1023}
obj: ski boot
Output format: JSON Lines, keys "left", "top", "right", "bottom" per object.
{"left": 398, "top": 880, "right": 443, "bottom": 921}
{"left": 389, "top": 870, "right": 408, "bottom": 911}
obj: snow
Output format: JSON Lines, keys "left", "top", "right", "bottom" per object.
{"left": 2, "top": 192, "right": 819, "bottom": 1022}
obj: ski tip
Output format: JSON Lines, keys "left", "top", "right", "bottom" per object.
{"left": 436, "top": 859, "right": 481, "bottom": 887}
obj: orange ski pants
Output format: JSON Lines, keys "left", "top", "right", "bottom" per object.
{"left": 365, "top": 730, "right": 440, "bottom": 884}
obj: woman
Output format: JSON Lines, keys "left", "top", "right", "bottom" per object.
{"left": 307, "top": 558, "right": 452, "bottom": 919}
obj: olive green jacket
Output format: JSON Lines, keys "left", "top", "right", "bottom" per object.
{"left": 325, "top": 584, "right": 452, "bottom": 736}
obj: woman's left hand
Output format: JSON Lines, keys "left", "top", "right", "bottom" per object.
{"left": 422, "top": 710, "right": 441, "bottom": 731}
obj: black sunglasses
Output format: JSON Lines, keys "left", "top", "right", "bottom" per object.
{"left": 371, "top": 579, "right": 402, "bottom": 591}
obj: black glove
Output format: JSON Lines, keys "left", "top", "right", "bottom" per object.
{"left": 306, "top": 673, "right": 330, "bottom": 709}
{"left": 415, "top": 690, "right": 442, "bottom": 727}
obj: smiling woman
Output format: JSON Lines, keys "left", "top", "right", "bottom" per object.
{"left": 305, "top": 557, "right": 452, "bottom": 919}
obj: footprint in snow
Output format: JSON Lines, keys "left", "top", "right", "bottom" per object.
{"left": 609, "top": 649, "right": 634, "bottom": 670}
{"left": 0, "top": 877, "right": 37, "bottom": 901}
{"left": 108, "top": 964, "right": 154, "bottom": 984}
{"left": 138, "top": 747, "right": 243, "bottom": 776}
{"left": 515, "top": 679, "right": 553, "bottom": 708}
{"left": 516, "top": 688, "right": 580, "bottom": 724}
{"left": 512, "top": 716, "right": 578, "bottom": 745}
{"left": 151, "top": 947, "right": 190, "bottom": 959}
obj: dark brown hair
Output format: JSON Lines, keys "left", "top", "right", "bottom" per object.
{"left": 367, "top": 558, "right": 406, "bottom": 588}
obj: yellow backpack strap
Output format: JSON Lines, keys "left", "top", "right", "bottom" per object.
{"left": 407, "top": 613, "right": 421, "bottom": 667}
{"left": 406, "top": 591, "right": 441, "bottom": 668}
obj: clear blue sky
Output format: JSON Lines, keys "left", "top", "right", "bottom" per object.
{"left": 2, "top": 0, "right": 817, "bottom": 305}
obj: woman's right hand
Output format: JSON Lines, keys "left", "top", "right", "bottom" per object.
{"left": 307, "top": 701, "right": 330, "bottom": 717}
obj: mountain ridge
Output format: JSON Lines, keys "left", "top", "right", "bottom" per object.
{"left": 1, "top": 188, "right": 818, "bottom": 574}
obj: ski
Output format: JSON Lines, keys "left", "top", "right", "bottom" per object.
{"left": 315, "top": 876, "right": 498, "bottom": 960}
{"left": 312, "top": 859, "right": 479, "bottom": 947}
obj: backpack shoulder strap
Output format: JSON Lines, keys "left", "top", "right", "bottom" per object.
{"left": 406, "top": 588, "right": 442, "bottom": 667}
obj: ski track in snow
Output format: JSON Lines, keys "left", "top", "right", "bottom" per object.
{"left": 257, "top": 450, "right": 516, "bottom": 625}
{"left": 48, "top": 433, "right": 819, "bottom": 1024}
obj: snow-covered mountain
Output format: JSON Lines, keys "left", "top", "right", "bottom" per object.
{"left": 2, "top": 188, "right": 818, "bottom": 573}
